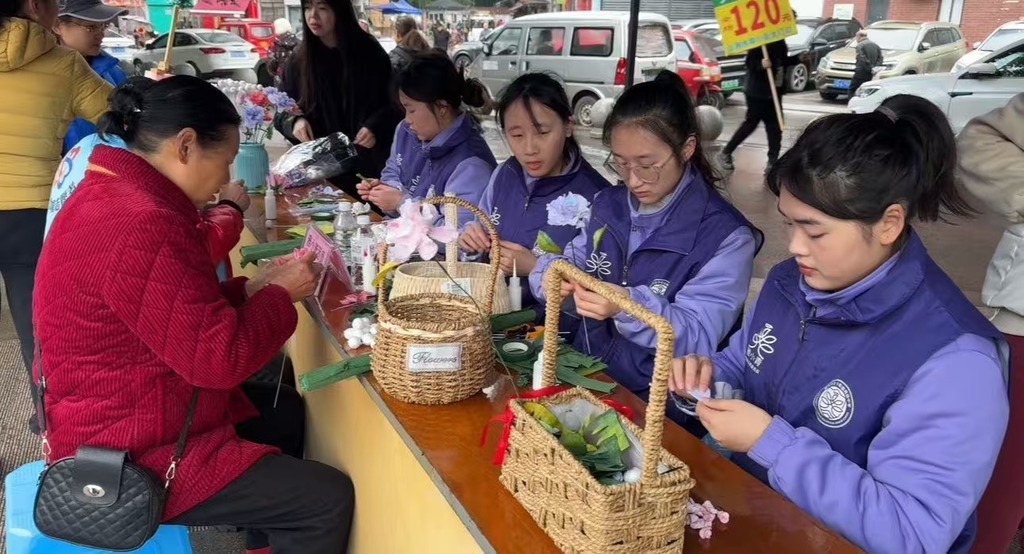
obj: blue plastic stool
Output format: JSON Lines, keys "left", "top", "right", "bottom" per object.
{"left": 4, "top": 461, "right": 193, "bottom": 554}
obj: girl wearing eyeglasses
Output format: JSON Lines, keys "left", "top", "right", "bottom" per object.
{"left": 530, "top": 70, "right": 761, "bottom": 423}
{"left": 459, "top": 72, "right": 609, "bottom": 310}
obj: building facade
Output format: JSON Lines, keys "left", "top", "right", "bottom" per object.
{"left": 822, "top": 0, "right": 1022, "bottom": 43}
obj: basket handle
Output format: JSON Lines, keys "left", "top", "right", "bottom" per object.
{"left": 541, "top": 260, "right": 676, "bottom": 486}
{"left": 377, "top": 196, "right": 502, "bottom": 316}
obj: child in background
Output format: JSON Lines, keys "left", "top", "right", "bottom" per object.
{"left": 460, "top": 72, "right": 609, "bottom": 308}
{"left": 672, "top": 95, "right": 1009, "bottom": 554}
{"left": 357, "top": 51, "right": 495, "bottom": 226}
{"left": 531, "top": 70, "right": 760, "bottom": 422}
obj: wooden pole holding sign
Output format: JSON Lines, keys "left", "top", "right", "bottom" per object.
{"left": 761, "top": 44, "right": 786, "bottom": 131}
{"left": 156, "top": 5, "right": 180, "bottom": 75}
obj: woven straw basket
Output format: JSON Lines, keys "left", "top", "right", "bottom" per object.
{"left": 389, "top": 193, "right": 510, "bottom": 314}
{"left": 372, "top": 196, "right": 499, "bottom": 405}
{"left": 499, "top": 260, "right": 695, "bottom": 553}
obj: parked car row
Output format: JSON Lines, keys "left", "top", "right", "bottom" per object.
{"left": 132, "top": 29, "right": 261, "bottom": 79}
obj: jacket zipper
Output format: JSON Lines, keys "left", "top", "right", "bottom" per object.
{"left": 773, "top": 306, "right": 817, "bottom": 414}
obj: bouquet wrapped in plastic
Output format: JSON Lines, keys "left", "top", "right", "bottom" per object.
{"left": 271, "top": 132, "right": 359, "bottom": 189}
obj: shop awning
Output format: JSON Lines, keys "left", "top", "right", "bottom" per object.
{"left": 190, "top": 0, "right": 252, "bottom": 16}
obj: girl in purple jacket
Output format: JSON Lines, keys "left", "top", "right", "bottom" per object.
{"left": 460, "top": 72, "right": 609, "bottom": 301}
{"left": 530, "top": 70, "right": 761, "bottom": 420}
{"left": 357, "top": 51, "right": 495, "bottom": 224}
{"left": 671, "top": 95, "right": 1010, "bottom": 554}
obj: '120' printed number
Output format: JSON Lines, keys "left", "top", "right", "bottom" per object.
{"left": 730, "top": 0, "right": 782, "bottom": 36}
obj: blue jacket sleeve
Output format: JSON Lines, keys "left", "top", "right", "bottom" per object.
{"left": 379, "top": 125, "right": 405, "bottom": 190}
{"left": 611, "top": 227, "right": 756, "bottom": 358}
{"left": 445, "top": 157, "right": 495, "bottom": 227}
{"left": 746, "top": 334, "right": 1008, "bottom": 554}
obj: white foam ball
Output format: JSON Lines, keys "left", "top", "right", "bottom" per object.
{"left": 343, "top": 328, "right": 359, "bottom": 340}
{"left": 624, "top": 468, "right": 641, "bottom": 483}
{"left": 346, "top": 337, "right": 361, "bottom": 349}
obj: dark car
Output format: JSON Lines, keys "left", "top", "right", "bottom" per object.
{"left": 783, "top": 17, "right": 862, "bottom": 92}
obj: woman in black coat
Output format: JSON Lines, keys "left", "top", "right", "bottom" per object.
{"left": 275, "top": 0, "right": 400, "bottom": 202}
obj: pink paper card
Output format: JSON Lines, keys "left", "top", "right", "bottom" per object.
{"left": 302, "top": 223, "right": 352, "bottom": 291}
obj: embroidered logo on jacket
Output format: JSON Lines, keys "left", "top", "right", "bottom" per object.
{"left": 745, "top": 323, "right": 777, "bottom": 374}
{"left": 814, "top": 379, "right": 855, "bottom": 428}
{"left": 409, "top": 175, "right": 421, "bottom": 193}
{"left": 489, "top": 207, "right": 501, "bottom": 227}
{"left": 585, "top": 251, "right": 612, "bottom": 277}
{"left": 650, "top": 279, "right": 670, "bottom": 296}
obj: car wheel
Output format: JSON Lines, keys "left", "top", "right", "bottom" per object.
{"left": 786, "top": 64, "right": 809, "bottom": 92}
{"left": 188, "top": 62, "right": 202, "bottom": 78}
{"left": 573, "top": 94, "right": 598, "bottom": 127}
{"left": 722, "top": 91, "right": 734, "bottom": 99}
{"left": 454, "top": 54, "right": 471, "bottom": 74}
{"left": 699, "top": 91, "right": 725, "bottom": 110}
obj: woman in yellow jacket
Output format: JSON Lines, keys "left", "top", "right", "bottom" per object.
{"left": 0, "top": 0, "right": 112, "bottom": 430}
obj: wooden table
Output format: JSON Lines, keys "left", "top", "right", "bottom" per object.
{"left": 230, "top": 186, "right": 861, "bottom": 554}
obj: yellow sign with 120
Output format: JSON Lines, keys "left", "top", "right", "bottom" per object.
{"left": 713, "top": 0, "right": 798, "bottom": 56}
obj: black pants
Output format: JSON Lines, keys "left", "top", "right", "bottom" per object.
{"left": 0, "top": 209, "right": 45, "bottom": 387}
{"left": 848, "top": 73, "right": 871, "bottom": 101}
{"left": 171, "top": 383, "right": 355, "bottom": 553}
{"left": 724, "top": 95, "right": 783, "bottom": 162}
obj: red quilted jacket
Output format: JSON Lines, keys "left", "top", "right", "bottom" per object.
{"left": 34, "top": 146, "right": 299, "bottom": 520}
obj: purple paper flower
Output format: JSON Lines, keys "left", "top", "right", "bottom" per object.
{"left": 546, "top": 192, "right": 591, "bottom": 230}
{"left": 242, "top": 105, "right": 265, "bottom": 131}
{"left": 265, "top": 88, "right": 297, "bottom": 112}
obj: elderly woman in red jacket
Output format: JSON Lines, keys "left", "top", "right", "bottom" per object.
{"left": 34, "top": 76, "right": 354, "bottom": 554}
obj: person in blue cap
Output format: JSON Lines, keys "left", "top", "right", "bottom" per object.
{"left": 52, "top": 0, "right": 128, "bottom": 155}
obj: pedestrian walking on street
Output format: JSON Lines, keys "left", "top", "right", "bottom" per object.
{"left": 275, "top": 0, "right": 400, "bottom": 208}
{"left": 389, "top": 16, "right": 428, "bottom": 73}
{"left": 432, "top": 22, "right": 450, "bottom": 53}
{"left": 719, "top": 36, "right": 806, "bottom": 173}
{"left": 958, "top": 92, "right": 1024, "bottom": 554}
{"left": 849, "top": 29, "right": 882, "bottom": 101}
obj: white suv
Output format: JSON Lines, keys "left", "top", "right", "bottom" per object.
{"left": 953, "top": 20, "right": 1024, "bottom": 73}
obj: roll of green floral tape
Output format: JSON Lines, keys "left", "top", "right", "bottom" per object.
{"left": 497, "top": 339, "right": 536, "bottom": 363}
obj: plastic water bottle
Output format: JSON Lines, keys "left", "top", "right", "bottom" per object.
{"left": 333, "top": 201, "right": 357, "bottom": 265}
{"left": 349, "top": 215, "right": 373, "bottom": 289}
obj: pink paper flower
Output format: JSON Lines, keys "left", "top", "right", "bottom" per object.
{"left": 385, "top": 200, "right": 458, "bottom": 262}
{"left": 699, "top": 527, "right": 712, "bottom": 540}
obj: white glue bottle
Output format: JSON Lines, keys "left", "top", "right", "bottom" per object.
{"left": 508, "top": 259, "right": 523, "bottom": 312}
{"left": 264, "top": 187, "right": 276, "bottom": 223}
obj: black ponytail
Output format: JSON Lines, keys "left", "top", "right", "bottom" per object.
{"left": 602, "top": 70, "right": 719, "bottom": 186}
{"left": 98, "top": 76, "right": 241, "bottom": 154}
{"left": 766, "top": 93, "right": 973, "bottom": 225}
{"left": 495, "top": 72, "right": 579, "bottom": 161}
{"left": 397, "top": 51, "right": 489, "bottom": 114}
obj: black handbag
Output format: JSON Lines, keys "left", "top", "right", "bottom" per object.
{"left": 31, "top": 358, "right": 199, "bottom": 552}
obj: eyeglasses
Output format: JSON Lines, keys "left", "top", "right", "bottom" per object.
{"left": 603, "top": 153, "right": 674, "bottom": 184}
{"left": 67, "top": 20, "right": 109, "bottom": 33}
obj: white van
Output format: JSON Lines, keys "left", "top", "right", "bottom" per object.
{"left": 468, "top": 11, "right": 677, "bottom": 126}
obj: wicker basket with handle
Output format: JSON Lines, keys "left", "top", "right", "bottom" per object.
{"left": 389, "top": 194, "right": 511, "bottom": 314}
{"left": 499, "top": 260, "right": 695, "bottom": 553}
{"left": 371, "top": 196, "right": 500, "bottom": 405}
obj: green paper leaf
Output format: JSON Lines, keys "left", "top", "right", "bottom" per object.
{"left": 239, "top": 238, "right": 304, "bottom": 267}
{"left": 587, "top": 410, "right": 630, "bottom": 451}
{"left": 298, "top": 354, "right": 372, "bottom": 392}
{"left": 592, "top": 225, "right": 608, "bottom": 251}
{"left": 578, "top": 439, "right": 627, "bottom": 474}
{"left": 534, "top": 230, "right": 563, "bottom": 255}
{"left": 559, "top": 430, "right": 590, "bottom": 457}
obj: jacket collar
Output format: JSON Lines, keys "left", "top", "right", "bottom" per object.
{"left": 501, "top": 150, "right": 585, "bottom": 194}
{"left": 0, "top": 18, "right": 57, "bottom": 72}
{"left": 405, "top": 113, "right": 477, "bottom": 160}
{"left": 603, "top": 166, "right": 711, "bottom": 256}
{"left": 89, "top": 50, "right": 120, "bottom": 74}
{"left": 89, "top": 145, "right": 202, "bottom": 223}
{"left": 774, "top": 230, "right": 928, "bottom": 325}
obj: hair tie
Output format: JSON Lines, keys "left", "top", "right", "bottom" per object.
{"left": 876, "top": 106, "right": 898, "bottom": 123}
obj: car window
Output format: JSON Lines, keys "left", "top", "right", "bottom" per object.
{"left": 674, "top": 38, "right": 693, "bottom": 61}
{"left": 817, "top": 25, "right": 836, "bottom": 42}
{"left": 692, "top": 34, "right": 719, "bottom": 61}
{"left": 636, "top": 23, "right": 672, "bottom": 57}
{"left": 991, "top": 46, "right": 1024, "bottom": 77}
{"left": 923, "top": 29, "right": 942, "bottom": 47}
{"left": 787, "top": 23, "right": 816, "bottom": 46}
{"left": 150, "top": 34, "right": 168, "bottom": 49}
{"left": 174, "top": 33, "right": 196, "bottom": 47}
{"left": 866, "top": 28, "right": 919, "bottom": 51}
{"left": 980, "top": 28, "right": 1024, "bottom": 51}
{"left": 936, "top": 29, "right": 954, "bottom": 45}
{"left": 250, "top": 26, "right": 273, "bottom": 39}
{"left": 194, "top": 32, "right": 248, "bottom": 44}
{"left": 527, "top": 27, "right": 564, "bottom": 55}
{"left": 833, "top": 23, "right": 853, "bottom": 40}
{"left": 571, "top": 28, "right": 613, "bottom": 57}
{"left": 491, "top": 27, "right": 522, "bottom": 56}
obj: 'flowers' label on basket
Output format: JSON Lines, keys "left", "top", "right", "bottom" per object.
{"left": 407, "top": 344, "right": 463, "bottom": 373}
{"left": 441, "top": 279, "right": 473, "bottom": 297}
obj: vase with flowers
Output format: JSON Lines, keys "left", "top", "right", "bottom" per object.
{"left": 231, "top": 86, "right": 299, "bottom": 192}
